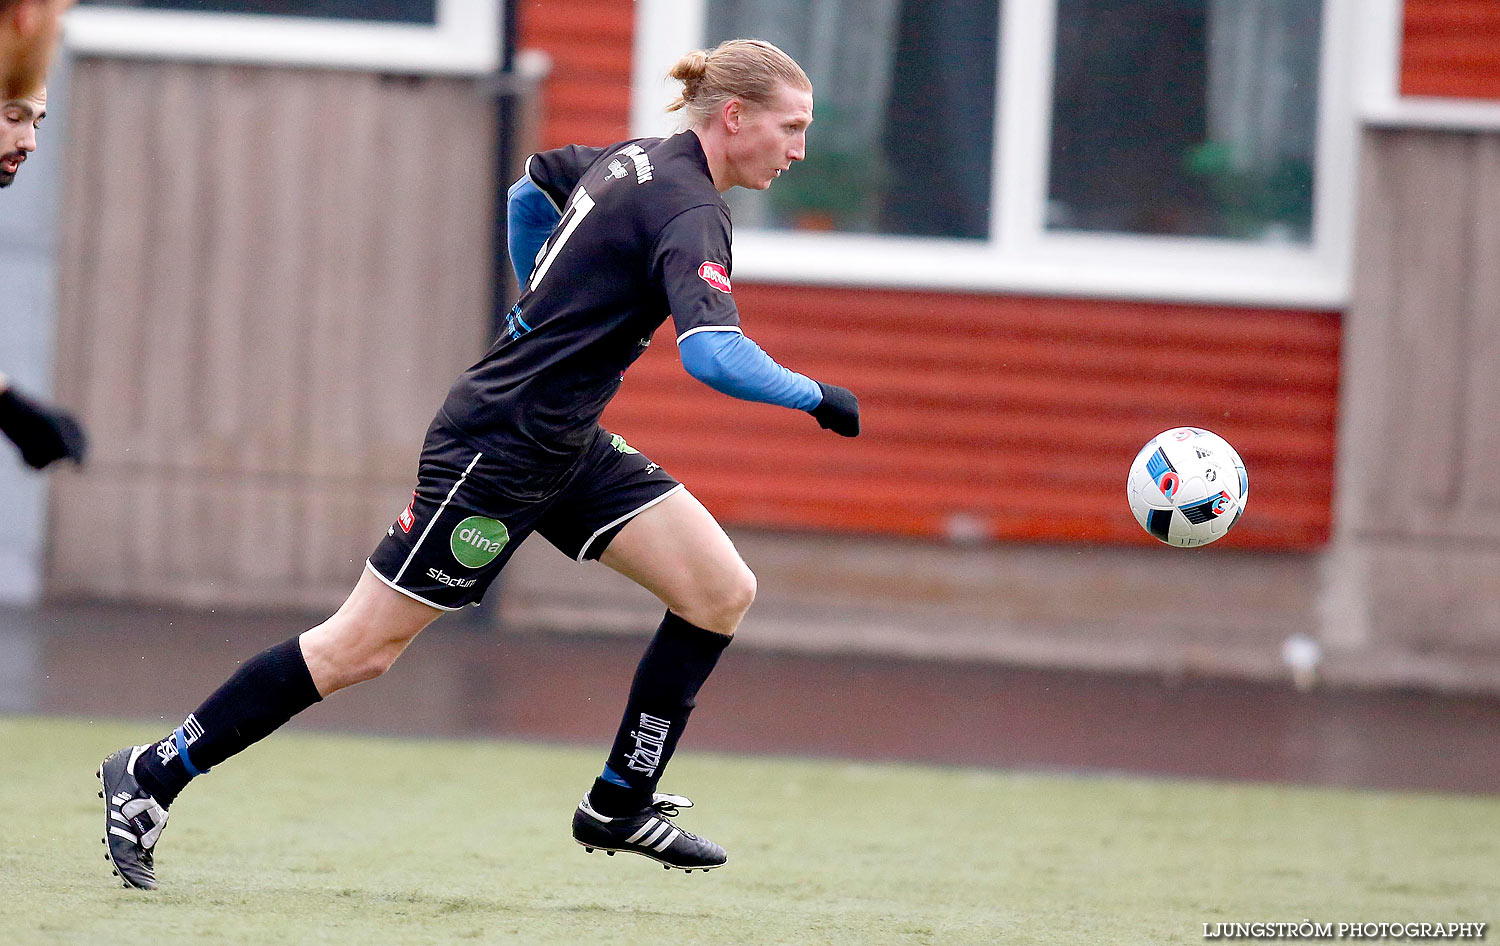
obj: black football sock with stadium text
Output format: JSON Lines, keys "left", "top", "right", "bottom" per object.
{"left": 588, "top": 611, "right": 731, "bottom": 817}
{"left": 133, "top": 636, "right": 322, "bottom": 808}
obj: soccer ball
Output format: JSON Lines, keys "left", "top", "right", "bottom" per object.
{"left": 1126, "top": 427, "right": 1248, "bottom": 547}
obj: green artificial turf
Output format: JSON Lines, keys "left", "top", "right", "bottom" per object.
{"left": 1, "top": 715, "right": 1494, "bottom": 945}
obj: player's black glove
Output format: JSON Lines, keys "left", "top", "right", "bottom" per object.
{"left": 0, "top": 386, "right": 88, "bottom": 469}
{"left": 809, "top": 381, "right": 860, "bottom": 437}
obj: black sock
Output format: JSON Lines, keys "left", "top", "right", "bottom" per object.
{"left": 134, "top": 635, "right": 322, "bottom": 807}
{"left": 588, "top": 611, "right": 731, "bottom": 817}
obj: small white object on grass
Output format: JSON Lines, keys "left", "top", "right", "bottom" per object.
{"left": 1281, "top": 633, "right": 1322, "bottom": 691}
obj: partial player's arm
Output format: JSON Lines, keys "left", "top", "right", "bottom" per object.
{"left": 0, "top": 369, "right": 88, "bottom": 468}
{"left": 677, "top": 330, "right": 859, "bottom": 435}
{"left": 657, "top": 206, "right": 859, "bottom": 437}
{"left": 678, "top": 330, "right": 859, "bottom": 437}
{"left": 677, "top": 328, "right": 818, "bottom": 409}
{"left": 506, "top": 146, "right": 608, "bottom": 285}
{"left": 506, "top": 175, "right": 561, "bottom": 287}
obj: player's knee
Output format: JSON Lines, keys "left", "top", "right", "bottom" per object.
{"left": 728, "top": 563, "right": 757, "bottom": 617}
{"left": 701, "top": 562, "right": 756, "bottom": 633}
{"left": 346, "top": 641, "right": 403, "bottom": 685}
{"left": 302, "top": 617, "right": 409, "bottom": 692}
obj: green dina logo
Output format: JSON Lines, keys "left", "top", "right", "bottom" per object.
{"left": 450, "top": 516, "right": 509, "bottom": 568}
{"left": 609, "top": 434, "right": 639, "bottom": 455}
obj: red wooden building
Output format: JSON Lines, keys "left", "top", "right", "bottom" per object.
{"left": 32, "top": 0, "right": 1500, "bottom": 691}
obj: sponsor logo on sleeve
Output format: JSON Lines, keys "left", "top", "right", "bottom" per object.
{"left": 698, "top": 261, "right": 732, "bottom": 293}
{"left": 397, "top": 492, "right": 417, "bottom": 534}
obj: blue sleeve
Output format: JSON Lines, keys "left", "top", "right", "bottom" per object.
{"left": 678, "top": 330, "right": 822, "bottom": 411}
{"left": 507, "top": 175, "right": 562, "bottom": 286}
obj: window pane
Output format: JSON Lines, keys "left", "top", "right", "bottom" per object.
{"left": 704, "top": 0, "right": 998, "bottom": 239}
{"left": 77, "top": 0, "right": 438, "bottom": 25}
{"left": 1047, "top": 0, "right": 1321, "bottom": 242}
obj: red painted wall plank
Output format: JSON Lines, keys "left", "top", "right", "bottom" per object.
{"left": 1402, "top": 0, "right": 1500, "bottom": 100}
{"left": 514, "top": 0, "right": 634, "bottom": 148}
{"left": 602, "top": 286, "right": 1339, "bottom": 550}
{"left": 510, "top": 4, "right": 1338, "bottom": 550}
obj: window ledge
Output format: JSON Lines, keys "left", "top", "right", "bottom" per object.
{"left": 731, "top": 230, "right": 1347, "bottom": 309}
{"left": 63, "top": 2, "right": 500, "bottom": 74}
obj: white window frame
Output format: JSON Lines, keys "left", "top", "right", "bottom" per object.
{"left": 1358, "top": 0, "right": 1500, "bottom": 132}
{"left": 63, "top": 0, "right": 501, "bottom": 75}
{"left": 632, "top": 0, "right": 1360, "bottom": 309}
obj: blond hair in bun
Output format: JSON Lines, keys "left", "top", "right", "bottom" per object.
{"left": 666, "top": 39, "right": 811, "bottom": 127}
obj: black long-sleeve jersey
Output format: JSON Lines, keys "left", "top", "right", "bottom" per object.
{"left": 438, "top": 131, "right": 741, "bottom": 498}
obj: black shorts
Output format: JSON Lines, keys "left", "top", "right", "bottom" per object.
{"left": 367, "top": 423, "right": 681, "bottom": 610}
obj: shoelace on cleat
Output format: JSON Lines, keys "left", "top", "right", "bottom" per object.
{"left": 647, "top": 798, "right": 682, "bottom": 819}
{"left": 642, "top": 800, "right": 709, "bottom": 844}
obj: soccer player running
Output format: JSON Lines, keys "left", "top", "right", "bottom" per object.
{"left": 99, "top": 38, "right": 859, "bottom": 889}
{"left": 2, "top": 83, "right": 88, "bottom": 470}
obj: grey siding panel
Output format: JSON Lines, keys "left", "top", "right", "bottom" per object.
{"left": 1333, "top": 127, "right": 1500, "bottom": 685}
{"left": 1346, "top": 130, "right": 1500, "bottom": 542}
{"left": 48, "top": 59, "right": 495, "bottom": 608}
{"left": 1459, "top": 135, "right": 1500, "bottom": 525}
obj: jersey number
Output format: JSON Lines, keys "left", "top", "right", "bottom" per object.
{"left": 528, "top": 186, "right": 596, "bottom": 292}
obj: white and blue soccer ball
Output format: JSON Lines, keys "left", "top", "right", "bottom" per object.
{"left": 1127, "top": 427, "right": 1248, "bottom": 547}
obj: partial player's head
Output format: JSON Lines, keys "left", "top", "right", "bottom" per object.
{"left": 1, "top": 84, "right": 44, "bottom": 187}
{"left": 668, "top": 39, "right": 813, "bottom": 192}
{"left": 1, "top": 0, "right": 73, "bottom": 100}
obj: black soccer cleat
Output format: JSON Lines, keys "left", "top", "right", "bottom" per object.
{"left": 97, "top": 745, "right": 170, "bottom": 890}
{"left": 573, "top": 792, "right": 727, "bottom": 872}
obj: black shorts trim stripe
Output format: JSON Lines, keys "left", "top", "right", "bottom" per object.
{"left": 363, "top": 561, "right": 463, "bottom": 612}
{"left": 393, "top": 450, "right": 483, "bottom": 585}
{"left": 575, "top": 482, "right": 685, "bottom": 563}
